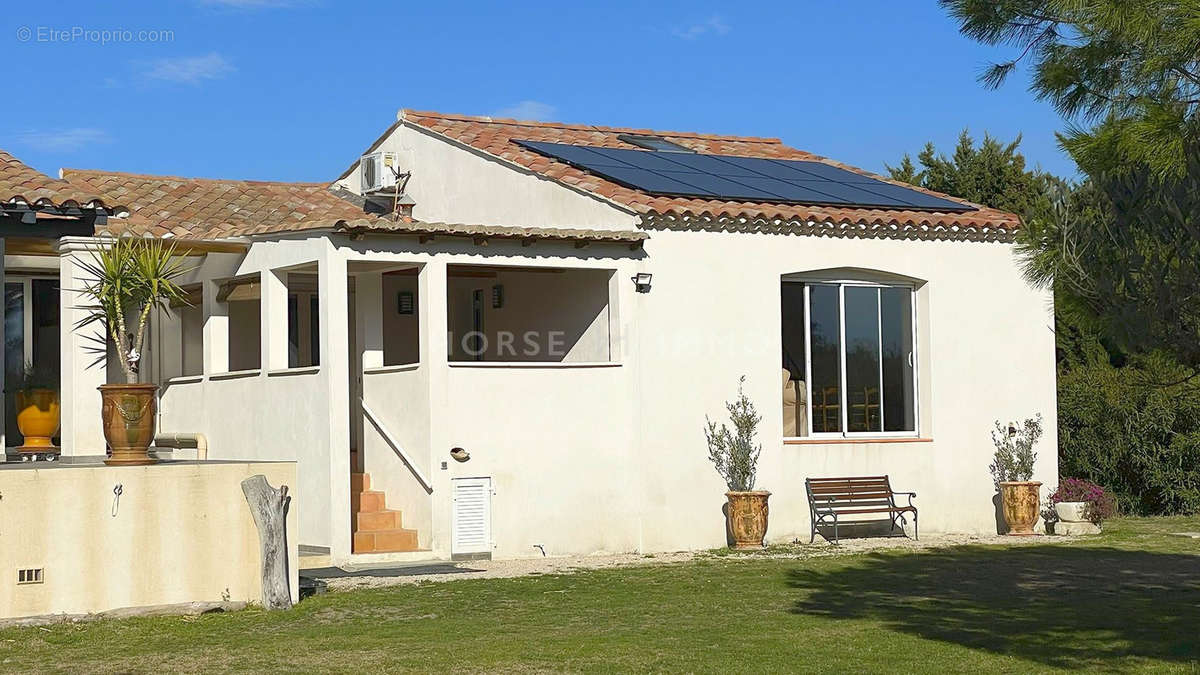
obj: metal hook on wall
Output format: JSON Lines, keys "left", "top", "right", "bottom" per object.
{"left": 111, "top": 484, "right": 123, "bottom": 518}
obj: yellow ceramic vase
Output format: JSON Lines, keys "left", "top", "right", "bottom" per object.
{"left": 15, "top": 388, "right": 60, "bottom": 450}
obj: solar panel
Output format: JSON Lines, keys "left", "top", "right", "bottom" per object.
{"left": 514, "top": 140, "right": 975, "bottom": 212}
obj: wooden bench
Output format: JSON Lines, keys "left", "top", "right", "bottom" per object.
{"left": 805, "top": 475, "right": 917, "bottom": 544}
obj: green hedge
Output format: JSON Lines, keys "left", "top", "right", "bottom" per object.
{"left": 1058, "top": 348, "right": 1200, "bottom": 515}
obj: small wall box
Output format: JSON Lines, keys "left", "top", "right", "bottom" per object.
{"left": 397, "top": 291, "right": 415, "bottom": 315}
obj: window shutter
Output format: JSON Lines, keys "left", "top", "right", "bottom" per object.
{"left": 452, "top": 477, "right": 492, "bottom": 556}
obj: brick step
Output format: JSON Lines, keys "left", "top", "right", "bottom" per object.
{"left": 352, "top": 490, "right": 386, "bottom": 513}
{"left": 353, "top": 528, "right": 420, "bottom": 553}
{"left": 351, "top": 473, "right": 370, "bottom": 492}
{"left": 355, "top": 509, "right": 401, "bottom": 532}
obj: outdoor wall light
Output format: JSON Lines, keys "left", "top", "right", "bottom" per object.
{"left": 450, "top": 447, "right": 471, "bottom": 463}
{"left": 632, "top": 272, "right": 653, "bottom": 293}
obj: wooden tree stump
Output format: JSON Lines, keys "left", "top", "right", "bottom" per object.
{"left": 241, "top": 475, "right": 293, "bottom": 610}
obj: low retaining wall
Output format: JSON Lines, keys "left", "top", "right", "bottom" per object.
{"left": 0, "top": 459, "right": 298, "bottom": 620}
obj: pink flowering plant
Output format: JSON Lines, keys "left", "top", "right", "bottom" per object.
{"left": 1048, "top": 478, "right": 1117, "bottom": 524}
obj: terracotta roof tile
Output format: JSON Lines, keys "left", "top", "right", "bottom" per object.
{"left": 399, "top": 109, "right": 1020, "bottom": 231}
{"left": 61, "top": 169, "right": 381, "bottom": 239}
{"left": 0, "top": 149, "right": 111, "bottom": 209}
{"left": 61, "top": 168, "right": 646, "bottom": 245}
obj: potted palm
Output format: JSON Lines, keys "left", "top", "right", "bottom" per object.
{"left": 13, "top": 360, "right": 59, "bottom": 456}
{"left": 705, "top": 376, "right": 769, "bottom": 549}
{"left": 989, "top": 414, "right": 1044, "bottom": 535}
{"left": 77, "top": 238, "right": 187, "bottom": 466}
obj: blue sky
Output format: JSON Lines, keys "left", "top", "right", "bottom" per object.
{"left": 1, "top": 1, "right": 1076, "bottom": 183}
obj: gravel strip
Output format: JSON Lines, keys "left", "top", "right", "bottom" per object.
{"left": 323, "top": 532, "right": 1062, "bottom": 592}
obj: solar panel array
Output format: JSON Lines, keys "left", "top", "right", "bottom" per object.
{"left": 515, "top": 140, "right": 975, "bottom": 212}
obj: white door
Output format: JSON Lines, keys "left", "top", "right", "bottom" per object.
{"left": 452, "top": 477, "right": 492, "bottom": 557}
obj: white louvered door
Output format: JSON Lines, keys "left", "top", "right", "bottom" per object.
{"left": 452, "top": 477, "right": 492, "bottom": 556}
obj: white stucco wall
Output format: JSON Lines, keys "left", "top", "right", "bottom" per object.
{"left": 152, "top": 226, "right": 1056, "bottom": 557}
{"left": 629, "top": 228, "right": 1058, "bottom": 549}
{"left": 156, "top": 237, "right": 350, "bottom": 553}
{"left": 0, "top": 460, "right": 298, "bottom": 620}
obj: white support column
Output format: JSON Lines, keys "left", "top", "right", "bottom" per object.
{"left": 58, "top": 239, "right": 108, "bottom": 456}
{"left": 351, "top": 271, "right": 383, "bottom": 469}
{"left": 357, "top": 271, "right": 384, "bottom": 370}
{"left": 202, "top": 278, "right": 228, "bottom": 375}
{"left": 262, "top": 269, "right": 288, "bottom": 371}
{"left": 320, "top": 248, "right": 352, "bottom": 559}
{"left": 421, "top": 260, "right": 451, "bottom": 552}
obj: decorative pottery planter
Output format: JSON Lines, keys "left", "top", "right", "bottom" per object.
{"left": 15, "top": 388, "right": 60, "bottom": 451}
{"left": 726, "top": 490, "right": 770, "bottom": 549}
{"left": 999, "top": 481, "right": 1042, "bottom": 535}
{"left": 1055, "top": 501, "right": 1089, "bottom": 523}
{"left": 99, "top": 383, "right": 159, "bottom": 466}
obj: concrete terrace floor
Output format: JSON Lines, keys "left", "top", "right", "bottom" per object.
{"left": 2, "top": 516, "right": 1198, "bottom": 672}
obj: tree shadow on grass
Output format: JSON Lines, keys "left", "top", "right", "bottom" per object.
{"left": 788, "top": 546, "right": 1200, "bottom": 669}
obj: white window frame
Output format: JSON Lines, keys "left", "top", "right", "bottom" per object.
{"left": 798, "top": 280, "right": 919, "bottom": 439}
{"left": 5, "top": 277, "right": 35, "bottom": 369}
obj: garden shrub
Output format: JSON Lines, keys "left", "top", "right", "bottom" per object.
{"left": 1058, "top": 339, "right": 1200, "bottom": 515}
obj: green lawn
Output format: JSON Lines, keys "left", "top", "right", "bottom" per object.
{"left": 3, "top": 517, "right": 1199, "bottom": 673}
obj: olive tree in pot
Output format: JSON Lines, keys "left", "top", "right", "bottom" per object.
{"left": 989, "top": 414, "right": 1044, "bottom": 535}
{"left": 77, "top": 238, "right": 187, "bottom": 466}
{"left": 705, "top": 376, "right": 769, "bottom": 549}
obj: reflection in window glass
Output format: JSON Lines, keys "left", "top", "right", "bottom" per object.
{"left": 844, "top": 287, "right": 881, "bottom": 433}
{"left": 881, "top": 287, "right": 915, "bottom": 432}
{"left": 808, "top": 285, "right": 841, "bottom": 433}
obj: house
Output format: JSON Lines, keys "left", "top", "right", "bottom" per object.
{"left": 3, "top": 110, "right": 1057, "bottom": 565}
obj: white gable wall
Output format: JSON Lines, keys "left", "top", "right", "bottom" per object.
{"left": 335, "top": 122, "right": 640, "bottom": 231}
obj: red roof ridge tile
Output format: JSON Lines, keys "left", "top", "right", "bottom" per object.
{"left": 62, "top": 167, "right": 331, "bottom": 188}
{"left": 400, "top": 109, "right": 785, "bottom": 144}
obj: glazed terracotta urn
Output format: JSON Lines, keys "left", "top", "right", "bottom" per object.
{"left": 726, "top": 490, "right": 771, "bottom": 549}
{"left": 1000, "top": 481, "right": 1042, "bottom": 535}
{"left": 99, "top": 383, "right": 159, "bottom": 466}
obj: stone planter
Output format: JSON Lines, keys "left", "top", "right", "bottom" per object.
{"left": 100, "top": 383, "right": 159, "bottom": 466}
{"left": 15, "top": 388, "right": 60, "bottom": 452}
{"left": 1055, "top": 501, "right": 1089, "bottom": 522}
{"left": 1053, "top": 500, "right": 1101, "bottom": 535}
{"left": 999, "top": 481, "right": 1042, "bottom": 535}
{"left": 726, "top": 490, "right": 770, "bottom": 549}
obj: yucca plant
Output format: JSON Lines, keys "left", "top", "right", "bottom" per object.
{"left": 76, "top": 238, "right": 189, "bottom": 384}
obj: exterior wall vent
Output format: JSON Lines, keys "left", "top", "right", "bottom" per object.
{"left": 17, "top": 568, "right": 44, "bottom": 585}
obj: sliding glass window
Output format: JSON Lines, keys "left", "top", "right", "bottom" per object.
{"left": 797, "top": 282, "right": 917, "bottom": 437}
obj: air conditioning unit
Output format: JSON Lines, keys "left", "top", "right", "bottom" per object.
{"left": 360, "top": 151, "right": 399, "bottom": 193}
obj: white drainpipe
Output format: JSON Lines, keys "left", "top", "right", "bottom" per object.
{"left": 153, "top": 432, "right": 208, "bottom": 460}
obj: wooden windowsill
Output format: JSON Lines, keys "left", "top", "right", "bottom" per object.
{"left": 784, "top": 437, "right": 933, "bottom": 445}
